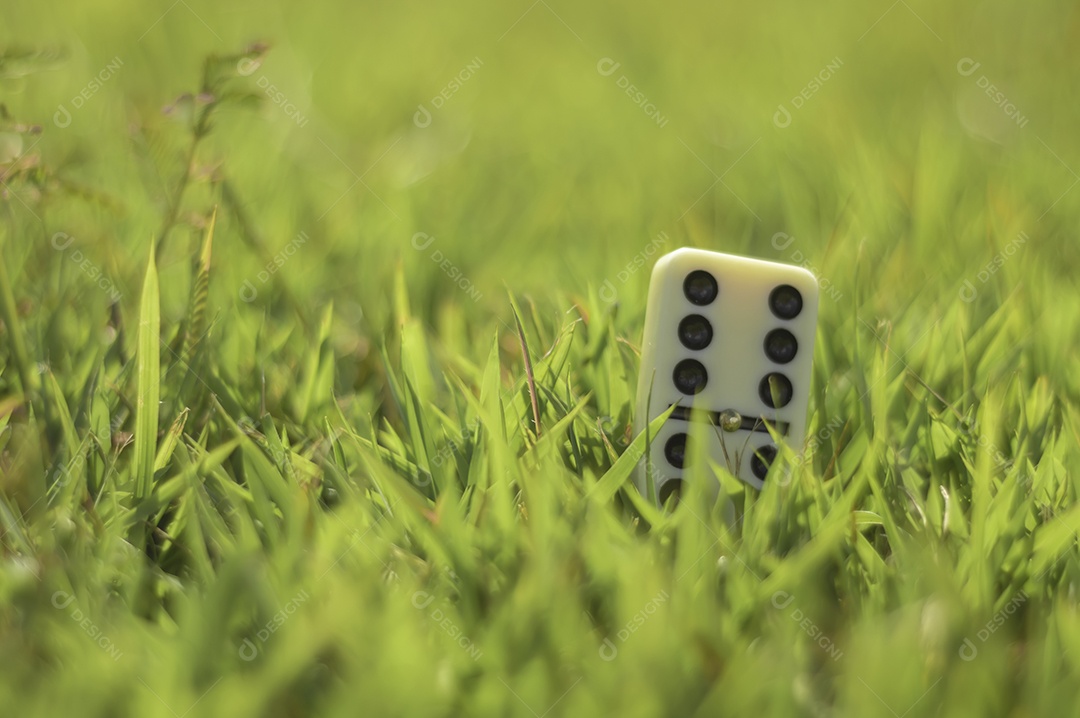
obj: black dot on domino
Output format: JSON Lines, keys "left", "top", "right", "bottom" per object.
{"left": 673, "top": 359, "right": 708, "bottom": 394}
{"left": 769, "top": 284, "right": 803, "bottom": 320}
{"left": 678, "top": 314, "right": 713, "bottom": 350}
{"left": 684, "top": 270, "right": 718, "bottom": 305}
{"left": 763, "top": 328, "right": 798, "bottom": 364}
{"left": 658, "top": 478, "right": 684, "bottom": 505}
{"left": 664, "top": 433, "right": 687, "bottom": 468}
{"left": 751, "top": 445, "right": 778, "bottom": 480}
{"left": 759, "top": 372, "right": 793, "bottom": 408}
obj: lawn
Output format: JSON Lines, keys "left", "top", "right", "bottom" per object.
{"left": 2, "top": 0, "right": 1079, "bottom": 715}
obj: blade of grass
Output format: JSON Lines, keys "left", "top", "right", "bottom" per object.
{"left": 133, "top": 243, "right": 161, "bottom": 502}
{"left": 509, "top": 295, "right": 541, "bottom": 437}
{"left": 181, "top": 206, "right": 216, "bottom": 366}
{"left": 588, "top": 404, "right": 677, "bottom": 504}
{"left": 0, "top": 228, "right": 39, "bottom": 400}
{"left": 154, "top": 408, "right": 189, "bottom": 474}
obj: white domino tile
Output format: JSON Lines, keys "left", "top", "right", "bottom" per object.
{"left": 633, "top": 248, "right": 819, "bottom": 500}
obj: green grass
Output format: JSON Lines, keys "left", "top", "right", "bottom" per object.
{"left": 2, "top": 0, "right": 1080, "bottom": 715}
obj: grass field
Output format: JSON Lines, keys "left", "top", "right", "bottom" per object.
{"left": 2, "top": 0, "right": 1080, "bottom": 715}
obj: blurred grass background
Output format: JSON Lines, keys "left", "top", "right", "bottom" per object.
{"left": 2, "top": 0, "right": 1080, "bottom": 715}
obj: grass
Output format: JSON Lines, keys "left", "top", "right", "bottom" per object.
{"left": 2, "top": 0, "right": 1080, "bottom": 715}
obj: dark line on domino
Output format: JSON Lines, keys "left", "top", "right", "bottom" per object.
{"left": 667, "top": 405, "right": 789, "bottom": 435}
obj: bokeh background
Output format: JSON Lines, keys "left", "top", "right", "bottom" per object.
{"left": 5, "top": 0, "right": 1077, "bottom": 330}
